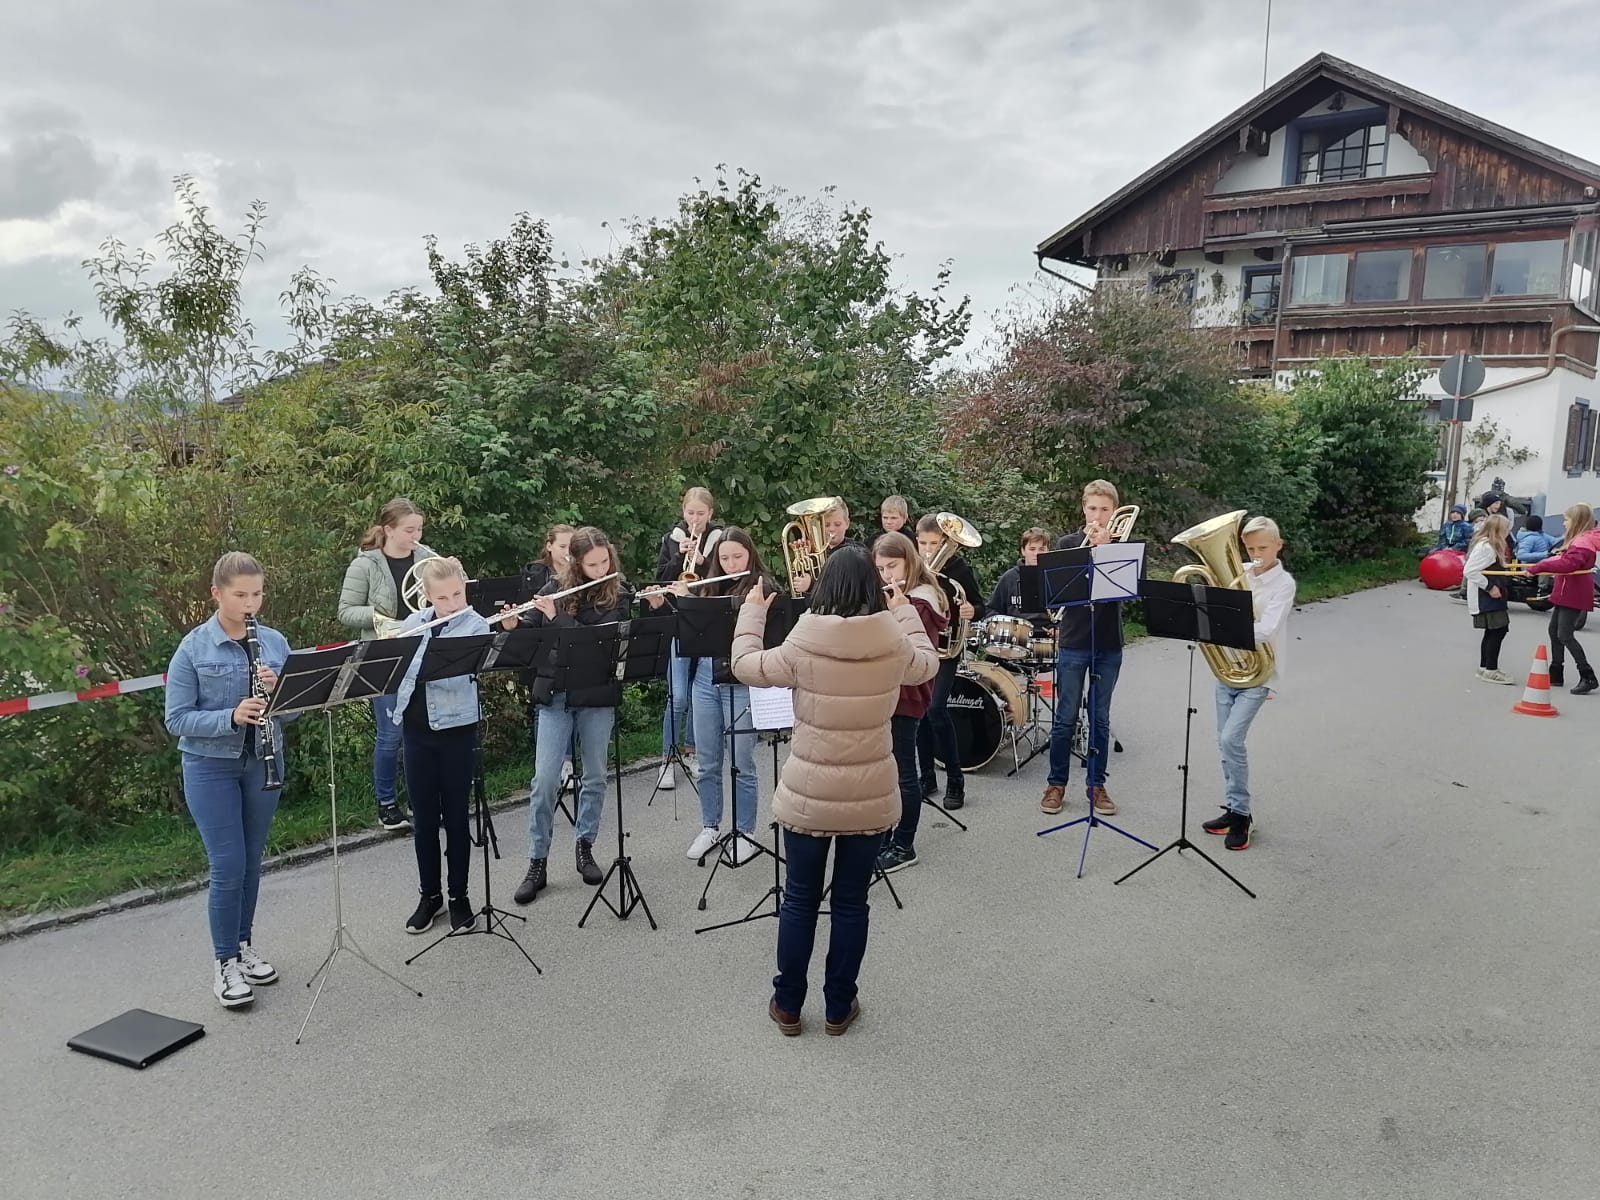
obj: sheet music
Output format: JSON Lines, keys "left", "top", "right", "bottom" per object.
{"left": 749, "top": 686, "right": 795, "bottom": 730}
{"left": 1090, "top": 541, "right": 1145, "bottom": 602}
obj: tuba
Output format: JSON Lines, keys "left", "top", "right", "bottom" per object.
{"left": 782, "top": 496, "right": 839, "bottom": 592}
{"left": 1171, "top": 509, "right": 1275, "bottom": 689}
{"left": 924, "top": 512, "right": 983, "bottom": 660}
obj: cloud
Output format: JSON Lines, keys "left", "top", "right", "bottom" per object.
{"left": 0, "top": 104, "right": 111, "bottom": 221}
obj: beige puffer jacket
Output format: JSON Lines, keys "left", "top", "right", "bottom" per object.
{"left": 731, "top": 601, "right": 939, "bottom": 836}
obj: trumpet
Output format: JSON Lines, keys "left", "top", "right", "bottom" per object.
{"left": 637, "top": 571, "right": 749, "bottom": 599}
{"left": 678, "top": 520, "right": 707, "bottom": 583}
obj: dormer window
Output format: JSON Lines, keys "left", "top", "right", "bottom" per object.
{"left": 1296, "top": 120, "right": 1387, "bottom": 184}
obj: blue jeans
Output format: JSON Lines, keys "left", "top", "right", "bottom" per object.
{"left": 915, "top": 658, "right": 963, "bottom": 795}
{"left": 529, "top": 693, "right": 613, "bottom": 858}
{"left": 691, "top": 666, "right": 757, "bottom": 833}
{"left": 1048, "top": 646, "right": 1122, "bottom": 789}
{"left": 660, "top": 642, "right": 695, "bottom": 757}
{"left": 887, "top": 715, "right": 923, "bottom": 849}
{"left": 372, "top": 694, "right": 402, "bottom": 809}
{"left": 1215, "top": 683, "right": 1270, "bottom": 817}
{"left": 774, "top": 829, "right": 879, "bottom": 1023}
{"left": 182, "top": 751, "right": 281, "bottom": 961}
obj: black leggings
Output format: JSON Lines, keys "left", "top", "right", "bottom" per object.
{"left": 1548, "top": 607, "right": 1592, "bottom": 675}
{"left": 1479, "top": 626, "right": 1508, "bottom": 670}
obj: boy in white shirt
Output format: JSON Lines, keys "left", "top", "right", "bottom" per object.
{"left": 1201, "top": 516, "right": 1295, "bottom": 851}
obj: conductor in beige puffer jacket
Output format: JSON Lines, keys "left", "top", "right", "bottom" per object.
{"left": 731, "top": 544, "right": 938, "bottom": 1038}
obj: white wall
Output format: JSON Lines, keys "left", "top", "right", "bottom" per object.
{"left": 1212, "top": 93, "right": 1428, "bottom": 194}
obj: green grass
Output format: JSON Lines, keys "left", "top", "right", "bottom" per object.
{"left": 0, "top": 727, "right": 660, "bottom": 920}
{"left": 1292, "top": 544, "right": 1422, "bottom": 603}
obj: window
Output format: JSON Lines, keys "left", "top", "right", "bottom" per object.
{"left": 1423, "top": 244, "right": 1488, "bottom": 300}
{"left": 1564, "top": 401, "right": 1595, "bottom": 473}
{"left": 1297, "top": 122, "right": 1387, "bottom": 184}
{"left": 1351, "top": 249, "right": 1413, "bottom": 303}
{"left": 1491, "top": 239, "right": 1565, "bottom": 297}
{"left": 1288, "top": 253, "right": 1348, "bottom": 306}
{"left": 1568, "top": 227, "right": 1596, "bottom": 306}
{"left": 1149, "top": 269, "right": 1196, "bottom": 306}
{"left": 1241, "top": 266, "right": 1281, "bottom": 324}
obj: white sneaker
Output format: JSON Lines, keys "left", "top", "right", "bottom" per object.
{"left": 1474, "top": 667, "right": 1489, "bottom": 681}
{"left": 686, "top": 826, "right": 720, "bottom": 859}
{"left": 684, "top": 755, "right": 700, "bottom": 784}
{"left": 213, "top": 957, "right": 255, "bottom": 1009}
{"left": 657, "top": 764, "right": 676, "bottom": 790}
{"left": 237, "top": 941, "right": 278, "bottom": 985}
{"left": 732, "top": 836, "right": 761, "bottom": 866}
{"left": 559, "top": 759, "right": 574, "bottom": 784}
{"left": 1484, "top": 669, "right": 1513, "bottom": 685}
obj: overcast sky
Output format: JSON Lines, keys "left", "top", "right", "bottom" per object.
{"left": 2, "top": 0, "right": 1596, "bottom": 361}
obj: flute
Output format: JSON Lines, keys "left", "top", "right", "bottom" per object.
{"left": 637, "top": 571, "right": 750, "bottom": 599}
{"left": 384, "top": 572, "right": 623, "bottom": 637}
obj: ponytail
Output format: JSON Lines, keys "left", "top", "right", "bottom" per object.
{"left": 359, "top": 497, "right": 424, "bottom": 551}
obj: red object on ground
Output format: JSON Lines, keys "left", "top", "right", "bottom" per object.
{"left": 1512, "top": 644, "right": 1560, "bottom": 718}
{"left": 1419, "top": 549, "right": 1465, "bottom": 590}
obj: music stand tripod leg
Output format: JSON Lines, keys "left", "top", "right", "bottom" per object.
{"left": 579, "top": 711, "right": 658, "bottom": 929}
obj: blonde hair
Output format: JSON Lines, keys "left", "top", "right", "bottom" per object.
{"left": 826, "top": 499, "right": 850, "bottom": 520}
{"left": 1242, "top": 516, "right": 1282, "bottom": 541}
{"left": 540, "top": 523, "right": 575, "bottom": 569}
{"left": 1470, "top": 514, "right": 1511, "bottom": 563}
{"left": 212, "top": 552, "right": 263, "bottom": 588}
{"left": 682, "top": 486, "right": 715, "bottom": 514}
{"left": 360, "top": 498, "right": 423, "bottom": 551}
{"left": 416, "top": 556, "right": 468, "bottom": 597}
{"left": 873, "top": 531, "right": 947, "bottom": 615}
{"left": 1083, "top": 479, "right": 1119, "bottom": 505}
{"left": 881, "top": 495, "right": 909, "bottom": 517}
{"left": 1559, "top": 503, "right": 1595, "bottom": 548}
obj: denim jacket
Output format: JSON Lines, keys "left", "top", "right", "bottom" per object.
{"left": 390, "top": 606, "right": 492, "bottom": 731}
{"left": 165, "top": 614, "right": 292, "bottom": 766}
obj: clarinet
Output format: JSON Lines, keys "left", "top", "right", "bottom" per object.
{"left": 244, "top": 614, "right": 284, "bottom": 791}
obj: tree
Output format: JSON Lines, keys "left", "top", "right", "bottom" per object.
{"left": 1460, "top": 416, "right": 1535, "bottom": 500}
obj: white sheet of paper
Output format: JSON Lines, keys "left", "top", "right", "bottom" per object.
{"left": 749, "top": 686, "right": 795, "bottom": 730}
{"left": 1091, "top": 541, "right": 1145, "bottom": 602}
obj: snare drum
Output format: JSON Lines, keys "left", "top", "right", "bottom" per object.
{"left": 939, "top": 660, "right": 1028, "bottom": 770}
{"left": 1027, "top": 626, "right": 1057, "bottom": 662}
{"left": 975, "top": 614, "right": 1033, "bottom": 661}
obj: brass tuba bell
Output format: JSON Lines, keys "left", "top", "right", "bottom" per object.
{"left": 924, "top": 512, "right": 983, "bottom": 660}
{"left": 782, "top": 496, "right": 839, "bottom": 592}
{"left": 1171, "top": 509, "right": 1275, "bottom": 689}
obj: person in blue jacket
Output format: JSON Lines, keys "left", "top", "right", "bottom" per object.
{"left": 1436, "top": 504, "right": 1472, "bottom": 552}
{"left": 1513, "top": 513, "right": 1558, "bottom": 564}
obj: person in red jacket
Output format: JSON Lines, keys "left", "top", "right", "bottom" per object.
{"left": 1523, "top": 503, "right": 1598, "bottom": 694}
{"left": 871, "top": 532, "right": 950, "bottom": 873}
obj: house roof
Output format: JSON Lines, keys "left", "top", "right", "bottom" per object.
{"left": 1037, "top": 51, "right": 1600, "bottom": 264}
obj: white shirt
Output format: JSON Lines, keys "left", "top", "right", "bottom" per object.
{"left": 1245, "top": 560, "right": 1296, "bottom": 686}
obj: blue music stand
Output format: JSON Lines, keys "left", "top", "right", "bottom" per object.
{"left": 1034, "top": 542, "right": 1157, "bottom": 876}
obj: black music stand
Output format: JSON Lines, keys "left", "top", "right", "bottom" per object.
{"left": 404, "top": 628, "right": 545, "bottom": 968}
{"left": 467, "top": 574, "right": 522, "bottom": 619}
{"left": 1034, "top": 543, "right": 1158, "bottom": 877}
{"left": 575, "top": 615, "right": 675, "bottom": 930}
{"left": 675, "top": 597, "right": 778, "bottom": 902}
{"left": 1114, "top": 579, "right": 1257, "bottom": 898}
{"left": 643, "top": 599, "right": 693, "bottom": 811}
{"left": 265, "top": 638, "right": 424, "bottom": 1043}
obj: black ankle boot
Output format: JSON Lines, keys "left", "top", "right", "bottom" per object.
{"left": 1572, "top": 671, "right": 1598, "bottom": 696}
{"left": 513, "top": 858, "right": 546, "bottom": 905}
{"left": 576, "top": 838, "right": 603, "bottom": 885}
{"left": 1549, "top": 664, "right": 1565, "bottom": 688}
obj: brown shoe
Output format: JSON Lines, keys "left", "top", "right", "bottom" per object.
{"left": 1040, "top": 785, "right": 1065, "bottom": 815}
{"left": 768, "top": 998, "right": 801, "bottom": 1037}
{"left": 1089, "top": 786, "right": 1116, "bottom": 816}
{"left": 825, "top": 999, "right": 861, "bottom": 1036}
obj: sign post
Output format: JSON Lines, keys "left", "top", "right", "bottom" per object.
{"left": 1437, "top": 352, "right": 1486, "bottom": 516}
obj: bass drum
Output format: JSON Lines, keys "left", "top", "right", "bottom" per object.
{"left": 939, "top": 661, "right": 1027, "bottom": 771}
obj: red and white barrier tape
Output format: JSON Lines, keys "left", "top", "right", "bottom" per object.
{"left": 0, "top": 673, "right": 168, "bottom": 718}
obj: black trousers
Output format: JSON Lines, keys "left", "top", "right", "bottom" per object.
{"left": 402, "top": 726, "right": 475, "bottom": 899}
{"left": 1479, "top": 626, "right": 1508, "bottom": 670}
{"left": 1549, "top": 607, "right": 1592, "bottom": 675}
{"left": 916, "top": 658, "right": 964, "bottom": 795}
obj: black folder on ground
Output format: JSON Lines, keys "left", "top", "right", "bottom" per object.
{"left": 67, "top": 1008, "right": 205, "bottom": 1069}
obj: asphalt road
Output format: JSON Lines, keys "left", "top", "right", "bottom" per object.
{"left": 2, "top": 582, "right": 1596, "bottom": 1200}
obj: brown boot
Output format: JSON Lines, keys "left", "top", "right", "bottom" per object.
{"left": 1040, "top": 785, "right": 1065, "bottom": 815}
{"left": 1089, "top": 786, "right": 1117, "bottom": 816}
{"left": 768, "top": 998, "right": 801, "bottom": 1037}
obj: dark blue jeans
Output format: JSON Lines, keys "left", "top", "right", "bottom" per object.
{"left": 1047, "top": 646, "right": 1122, "bottom": 789}
{"left": 182, "top": 751, "right": 281, "bottom": 961}
{"left": 774, "top": 828, "right": 879, "bottom": 1023}
{"left": 402, "top": 727, "right": 475, "bottom": 899}
{"left": 887, "top": 715, "right": 923, "bottom": 849}
{"left": 372, "top": 694, "right": 402, "bottom": 809}
{"left": 916, "top": 658, "right": 963, "bottom": 796}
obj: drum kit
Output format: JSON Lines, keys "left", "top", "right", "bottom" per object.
{"left": 941, "top": 613, "right": 1060, "bottom": 774}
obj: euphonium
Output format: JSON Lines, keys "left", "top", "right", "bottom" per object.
{"left": 782, "top": 496, "right": 838, "bottom": 591}
{"left": 1171, "top": 509, "right": 1275, "bottom": 689}
{"left": 924, "top": 511, "right": 984, "bottom": 660}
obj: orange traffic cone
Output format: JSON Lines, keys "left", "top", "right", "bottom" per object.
{"left": 1511, "top": 644, "right": 1560, "bottom": 717}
